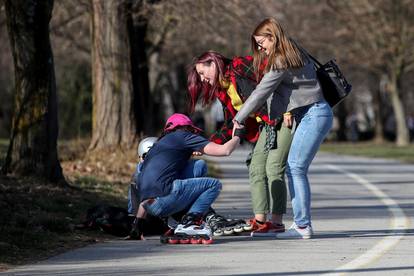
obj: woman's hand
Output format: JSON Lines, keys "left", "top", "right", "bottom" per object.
{"left": 232, "top": 119, "right": 244, "bottom": 137}
{"left": 283, "top": 112, "right": 293, "bottom": 128}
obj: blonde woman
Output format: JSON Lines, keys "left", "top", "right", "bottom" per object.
{"left": 233, "top": 18, "right": 333, "bottom": 239}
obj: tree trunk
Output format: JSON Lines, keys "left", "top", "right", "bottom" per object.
{"left": 388, "top": 73, "right": 410, "bottom": 146}
{"left": 2, "top": 0, "right": 64, "bottom": 183}
{"left": 128, "top": 11, "right": 153, "bottom": 136}
{"left": 372, "top": 87, "right": 385, "bottom": 144}
{"left": 334, "top": 103, "right": 348, "bottom": 141}
{"left": 372, "top": 108, "right": 385, "bottom": 144}
{"left": 89, "top": 0, "right": 135, "bottom": 150}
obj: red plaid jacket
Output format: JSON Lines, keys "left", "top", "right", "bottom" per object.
{"left": 210, "top": 56, "right": 277, "bottom": 144}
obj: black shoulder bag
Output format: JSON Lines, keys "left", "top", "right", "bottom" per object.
{"left": 308, "top": 53, "right": 352, "bottom": 107}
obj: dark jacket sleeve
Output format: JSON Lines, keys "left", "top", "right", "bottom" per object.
{"left": 234, "top": 69, "right": 287, "bottom": 123}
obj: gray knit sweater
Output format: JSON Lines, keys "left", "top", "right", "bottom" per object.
{"left": 234, "top": 57, "right": 324, "bottom": 123}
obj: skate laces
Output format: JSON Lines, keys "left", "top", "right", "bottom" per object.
{"left": 206, "top": 213, "right": 227, "bottom": 225}
{"left": 180, "top": 213, "right": 203, "bottom": 228}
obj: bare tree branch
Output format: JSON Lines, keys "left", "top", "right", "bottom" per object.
{"left": 50, "top": 10, "right": 86, "bottom": 32}
{"left": 147, "top": 16, "right": 177, "bottom": 56}
{"left": 52, "top": 28, "right": 90, "bottom": 54}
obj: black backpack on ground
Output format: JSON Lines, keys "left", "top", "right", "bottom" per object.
{"left": 76, "top": 204, "right": 168, "bottom": 237}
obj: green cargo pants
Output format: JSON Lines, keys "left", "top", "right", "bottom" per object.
{"left": 249, "top": 123, "right": 293, "bottom": 215}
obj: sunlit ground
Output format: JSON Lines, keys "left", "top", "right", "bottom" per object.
{"left": 321, "top": 142, "right": 414, "bottom": 163}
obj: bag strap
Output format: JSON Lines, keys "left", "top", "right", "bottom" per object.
{"left": 297, "top": 44, "right": 323, "bottom": 68}
{"left": 305, "top": 52, "right": 323, "bottom": 67}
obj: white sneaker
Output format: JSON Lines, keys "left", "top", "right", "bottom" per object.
{"left": 275, "top": 223, "right": 313, "bottom": 239}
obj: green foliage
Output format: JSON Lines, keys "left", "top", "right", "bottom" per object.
{"left": 57, "top": 62, "right": 92, "bottom": 140}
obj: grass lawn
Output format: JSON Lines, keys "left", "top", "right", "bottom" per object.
{"left": 320, "top": 142, "right": 414, "bottom": 163}
{"left": 0, "top": 138, "right": 219, "bottom": 271}
{"left": 0, "top": 139, "right": 133, "bottom": 271}
{"left": 0, "top": 175, "right": 129, "bottom": 271}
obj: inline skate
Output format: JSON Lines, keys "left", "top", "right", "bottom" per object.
{"left": 205, "top": 211, "right": 251, "bottom": 236}
{"left": 160, "top": 213, "right": 213, "bottom": 244}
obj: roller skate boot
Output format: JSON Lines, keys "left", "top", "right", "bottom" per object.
{"left": 205, "top": 211, "right": 233, "bottom": 236}
{"left": 174, "top": 213, "right": 213, "bottom": 244}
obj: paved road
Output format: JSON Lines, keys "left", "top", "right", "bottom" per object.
{"left": 3, "top": 147, "right": 414, "bottom": 275}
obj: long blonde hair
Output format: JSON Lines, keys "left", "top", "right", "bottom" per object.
{"left": 251, "top": 18, "right": 304, "bottom": 78}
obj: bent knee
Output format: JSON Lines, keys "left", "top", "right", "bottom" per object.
{"left": 249, "top": 165, "right": 266, "bottom": 177}
{"left": 287, "top": 162, "right": 308, "bottom": 176}
{"left": 194, "top": 159, "right": 208, "bottom": 177}
{"left": 214, "top": 179, "right": 222, "bottom": 191}
{"left": 265, "top": 164, "right": 285, "bottom": 178}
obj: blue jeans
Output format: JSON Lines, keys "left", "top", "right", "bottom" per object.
{"left": 127, "top": 163, "right": 143, "bottom": 214}
{"left": 287, "top": 101, "right": 333, "bottom": 227}
{"left": 145, "top": 159, "right": 221, "bottom": 217}
{"left": 128, "top": 159, "right": 207, "bottom": 214}
{"left": 178, "top": 159, "right": 208, "bottom": 179}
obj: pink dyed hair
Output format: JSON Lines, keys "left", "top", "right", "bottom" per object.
{"left": 187, "top": 51, "right": 231, "bottom": 113}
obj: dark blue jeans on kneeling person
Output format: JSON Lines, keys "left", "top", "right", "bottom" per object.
{"left": 178, "top": 159, "right": 208, "bottom": 179}
{"left": 128, "top": 159, "right": 208, "bottom": 215}
{"left": 144, "top": 176, "right": 222, "bottom": 217}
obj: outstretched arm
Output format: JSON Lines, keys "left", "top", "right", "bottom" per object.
{"left": 202, "top": 125, "right": 245, "bottom": 156}
{"left": 201, "top": 136, "right": 240, "bottom": 156}
{"left": 234, "top": 69, "right": 286, "bottom": 123}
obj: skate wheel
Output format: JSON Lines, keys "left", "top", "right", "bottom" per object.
{"left": 201, "top": 237, "right": 213, "bottom": 244}
{"left": 168, "top": 237, "right": 180, "bottom": 244}
{"left": 223, "top": 227, "right": 234, "bottom": 235}
{"left": 243, "top": 224, "right": 253, "bottom": 231}
{"left": 233, "top": 225, "right": 244, "bottom": 233}
{"left": 213, "top": 229, "right": 224, "bottom": 236}
{"left": 179, "top": 238, "right": 191, "bottom": 244}
{"left": 190, "top": 236, "right": 202, "bottom": 244}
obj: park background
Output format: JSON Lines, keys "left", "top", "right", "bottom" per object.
{"left": 0, "top": 0, "right": 413, "bottom": 270}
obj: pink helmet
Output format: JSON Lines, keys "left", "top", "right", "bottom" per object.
{"left": 164, "top": 113, "right": 202, "bottom": 133}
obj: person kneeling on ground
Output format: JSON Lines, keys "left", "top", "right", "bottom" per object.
{"left": 129, "top": 113, "right": 244, "bottom": 240}
{"left": 127, "top": 136, "right": 209, "bottom": 238}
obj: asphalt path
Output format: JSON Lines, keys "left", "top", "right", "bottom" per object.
{"left": 3, "top": 147, "right": 414, "bottom": 275}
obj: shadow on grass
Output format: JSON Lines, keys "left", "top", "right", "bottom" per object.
{"left": 0, "top": 174, "right": 129, "bottom": 268}
{"left": 0, "top": 139, "right": 9, "bottom": 168}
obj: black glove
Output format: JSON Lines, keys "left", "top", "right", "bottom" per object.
{"left": 234, "top": 127, "right": 246, "bottom": 139}
{"left": 125, "top": 217, "right": 145, "bottom": 240}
